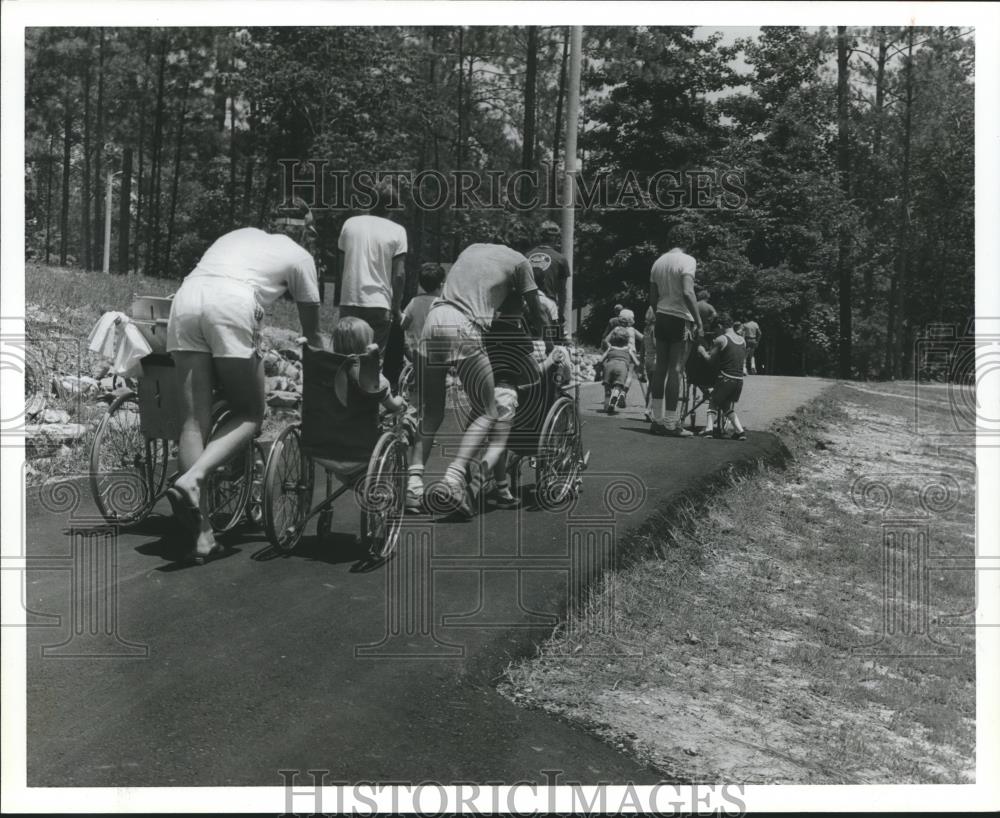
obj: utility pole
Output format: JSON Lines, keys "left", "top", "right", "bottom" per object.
{"left": 560, "top": 26, "right": 582, "bottom": 339}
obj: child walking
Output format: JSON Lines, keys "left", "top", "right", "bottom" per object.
{"left": 697, "top": 312, "right": 747, "bottom": 440}
{"left": 600, "top": 327, "right": 640, "bottom": 413}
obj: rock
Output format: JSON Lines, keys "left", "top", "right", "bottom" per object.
{"left": 265, "top": 376, "right": 287, "bottom": 393}
{"left": 99, "top": 376, "right": 120, "bottom": 392}
{"left": 26, "top": 422, "right": 87, "bottom": 449}
{"left": 277, "top": 345, "right": 302, "bottom": 362}
{"left": 262, "top": 350, "right": 284, "bottom": 376}
{"left": 266, "top": 391, "right": 300, "bottom": 409}
{"left": 52, "top": 374, "right": 99, "bottom": 398}
{"left": 25, "top": 393, "right": 47, "bottom": 420}
{"left": 41, "top": 408, "right": 71, "bottom": 424}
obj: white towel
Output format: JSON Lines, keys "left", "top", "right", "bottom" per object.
{"left": 87, "top": 311, "right": 152, "bottom": 378}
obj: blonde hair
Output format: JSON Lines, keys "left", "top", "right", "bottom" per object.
{"left": 332, "top": 316, "right": 374, "bottom": 354}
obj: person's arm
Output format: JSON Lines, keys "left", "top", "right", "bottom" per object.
{"left": 681, "top": 275, "right": 702, "bottom": 337}
{"left": 390, "top": 254, "right": 406, "bottom": 321}
{"left": 649, "top": 280, "right": 659, "bottom": 317}
{"left": 522, "top": 288, "right": 549, "bottom": 344}
{"left": 296, "top": 302, "right": 322, "bottom": 348}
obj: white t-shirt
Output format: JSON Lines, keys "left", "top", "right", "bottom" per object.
{"left": 338, "top": 215, "right": 408, "bottom": 310}
{"left": 650, "top": 248, "right": 696, "bottom": 321}
{"left": 188, "top": 227, "right": 320, "bottom": 306}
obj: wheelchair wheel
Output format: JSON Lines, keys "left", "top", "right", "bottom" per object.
{"left": 89, "top": 390, "right": 170, "bottom": 525}
{"left": 204, "top": 404, "right": 255, "bottom": 533}
{"left": 397, "top": 360, "right": 415, "bottom": 403}
{"left": 245, "top": 440, "right": 267, "bottom": 528}
{"left": 535, "top": 396, "right": 582, "bottom": 508}
{"left": 359, "top": 431, "right": 407, "bottom": 560}
{"left": 678, "top": 369, "right": 691, "bottom": 427}
{"left": 262, "top": 424, "right": 314, "bottom": 553}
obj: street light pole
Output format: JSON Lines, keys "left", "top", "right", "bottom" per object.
{"left": 560, "top": 26, "right": 583, "bottom": 339}
{"left": 103, "top": 170, "right": 122, "bottom": 274}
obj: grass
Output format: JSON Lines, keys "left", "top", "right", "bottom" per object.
{"left": 499, "top": 383, "right": 976, "bottom": 784}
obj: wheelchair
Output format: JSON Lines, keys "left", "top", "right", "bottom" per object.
{"left": 451, "top": 343, "right": 589, "bottom": 509}
{"left": 88, "top": 295, "right": 262, "bottom": 529}
{"left": 261, "top": 343, "right": 411, "bottom": 559}
{"left": 679, "top": 335, "right": 725, "bottom": 433}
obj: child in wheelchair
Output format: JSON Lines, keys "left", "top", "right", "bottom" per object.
{"left": 300, "top": 316, "right": 408, "bottom": 480}
{"left": 478, "top": 299, "right": 572, "bottom": 509}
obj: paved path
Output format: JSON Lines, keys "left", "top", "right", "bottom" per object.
{"left": 24, "top": 375, "right": 830, "bottom": 786}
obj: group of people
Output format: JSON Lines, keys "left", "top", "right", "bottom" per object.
{"left": 162, "top": 182, "right": 571, "bottom": 561}
{"left": 161, "top": 183, "right": 764, "bottom": 561}
{"left": 597, "top": 226, "right": 761, "bottom": 440}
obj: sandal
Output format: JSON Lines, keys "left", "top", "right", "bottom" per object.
{"left": 166, "top": 486, "right": 202, "bottom": 535}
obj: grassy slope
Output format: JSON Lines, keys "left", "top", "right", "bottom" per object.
{"left": 501, "top": 384, "right": 975, "bottom": 784}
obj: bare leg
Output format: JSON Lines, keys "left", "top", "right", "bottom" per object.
{"left": 173, "top": 354, "right": 264, "bottom": 554}
{"left": 663, "top": 339, "right": 689, "bottom": 415}
{"left": 449, "top": 351, "right": 497, "bottom": 482}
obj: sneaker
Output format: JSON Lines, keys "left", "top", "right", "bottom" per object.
{"left": 651, "top": 421, "right": 692, "bottom": 437}
{"left": 731, "top": 431, "right": 747, "bottom": 441}
{"left": 617, "top": 393, "right": 627, "bottom": 409}
{"left": 489, "top": 486, "right": 520, "bottom": 509}
{"left": 405, "top": 481, "right": 425, "bottom": 514}
{"left": 433, "top": 475, "right": 474, "bottom": 519}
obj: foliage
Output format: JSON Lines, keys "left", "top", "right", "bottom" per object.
{"left": 24, "top": 25, "right": 975, "bottom": 377}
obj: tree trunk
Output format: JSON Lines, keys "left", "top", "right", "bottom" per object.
{"left": 81, "top": 34, "right": 92, "bottom": 269}
{"left": 93, "top": 28, "right": 106, "bottom": 257}
{"left": 897, "top": 28, "right": 917, "bottom": 379}
{"left": 836, "top": 26, "right": 852, "bottom": 379}
{"left": 456, "top": 27, "right": 465, "bottom": 169}
{"left": 45, "top": 132, "right": 55, "bottom": 264}
{"left": 886, "top": 28, "right": 914, "bottom": 379}
{"left": 551, "top": 28, "right": 569, "bottom": 194}
{"left": 146, "top": 35, "right": 169, "bottom": 275}
{"left": 164, "top": 95, "right": 189, "bottom": 275}
{"left": 228, "top": 94, "right": 238, "bottom": 228}
{"left": 863, "top": 27, "right": 888, "bottom": 317}
{"left": 134, "top": 33, "right": 151, "bottom": 272}
{"left": 59, "top": 93, "right": 72, "bottom": 265}
{"left": 118, "top": 147, "right": 132, "bottom": 273}
{"left": 520, "top": 26, "right": 539, "bottom": 204}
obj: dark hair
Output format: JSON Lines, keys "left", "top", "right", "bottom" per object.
{"left": 418, "top": 262, "right": 446, "bottom": 293}
{"left": 716, "top": 312, "right": 734, "bottom": 328}
{"left": 669, "top": 222, "right": 695, "bottom": 250}
{"left": 695, "top": 287, "right": 709, "bottom": 301}
{"left": 271, "top": 195, "right": 312, "bottom": 223}
{"left": 373, "top": 176, "right": 402, "bottom": 213}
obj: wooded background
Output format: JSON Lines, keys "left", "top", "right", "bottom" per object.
{"left": 24, "top": 26, "right": 974, "bottom": 378}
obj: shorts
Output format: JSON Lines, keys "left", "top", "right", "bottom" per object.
{"left": 655, "top": 313, "right": 694, "bottom": 344}
{"left": 419, "top": 303, "right": 485, "bottom": 366}
{"left": 167, "top": 276, "right": 263, "bottom": 359}
{"left": 603, "top": 360, "right": 629, "bottom": 387}
{"left": 710, "top": 375, "right": 743, "bottom": 413}
{"left": 494, "top": 385, "right": 519, "bottom": 422}
{"left": 745, "top": 339, "right": 758, "bottom": 358}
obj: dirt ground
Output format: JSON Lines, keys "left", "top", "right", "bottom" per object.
{"left": 500, "top": 383, "right": 976, "bottom": 784}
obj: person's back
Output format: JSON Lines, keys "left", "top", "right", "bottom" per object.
{"left": 525, "top": 244, "right": 570, "bottom": 302}
{"left": 651, "top": 249, "right": 696, "bottom": 321}
{"left": 438, "top": 243, "right": 536, "bottom": 329}
{"left": 742, "top": 320, "right": 760, "bottom": 341}
{"left": 189, "top": 227, "right": 318, "bottom": 306}
{"left": 716, "top": 330, "right": 746, "bottom": 378}
{"left": 337, "top": 214, "right": 408, "bottom": 309}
